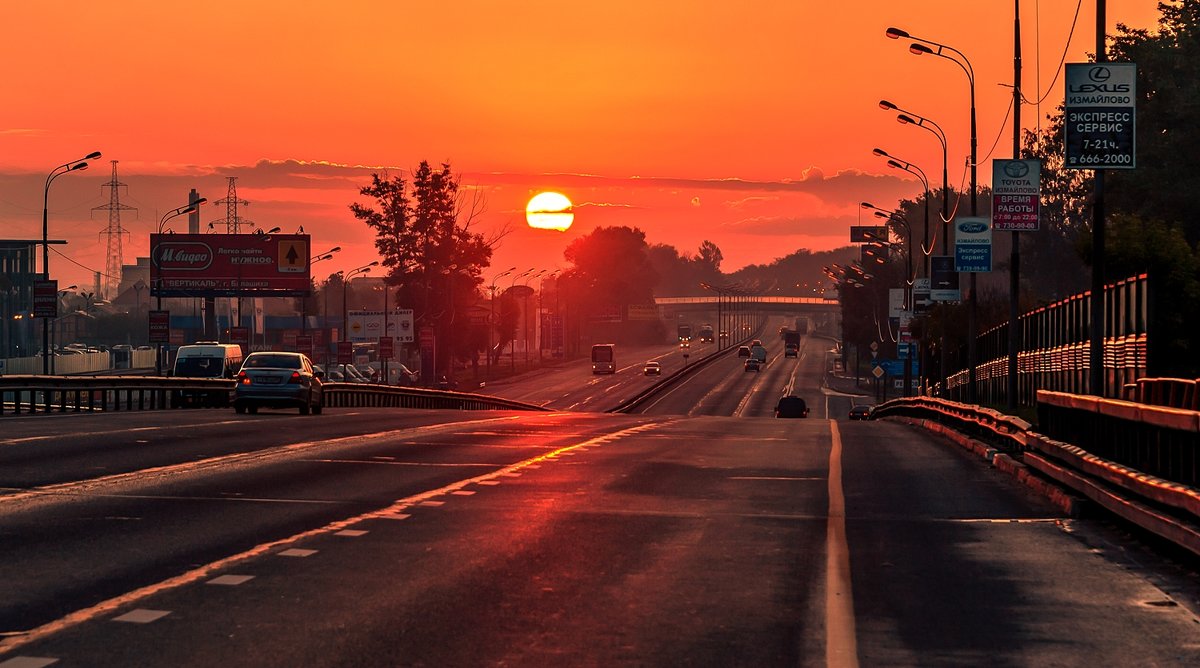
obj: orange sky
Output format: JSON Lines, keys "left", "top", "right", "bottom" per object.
{"left": 0, "top": 0, "right": 1165, "bottom": 295}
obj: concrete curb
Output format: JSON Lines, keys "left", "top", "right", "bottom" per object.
{"left": 891, "top": 416, "right": 1084, "bottom": 517}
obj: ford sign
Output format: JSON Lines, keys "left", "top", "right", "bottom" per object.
{"left": 958, "top": 221, "right": 988, "bottom": 234}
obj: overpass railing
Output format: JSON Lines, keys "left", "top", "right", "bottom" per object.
{"left": 0, "top": 376, "right": 548, "bottom": 415}
{"left": 873, "top": 390, "right": 1200, "bottom": 557}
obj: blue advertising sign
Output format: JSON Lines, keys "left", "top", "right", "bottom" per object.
{"left": 954, "top": 217, "right": 992, "bottom": 272}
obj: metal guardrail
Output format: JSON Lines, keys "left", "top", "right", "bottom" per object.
{"left": 870, "top": 396, "right": 1030, "bottom": 453}
{"left": 0, "top": 375, "right": 548, "bottom": 415}
{"left": 873, "top": 392, "right": 1200, "bottom": 557}
{"left": 323, "top": 383, "right": 550, "bottom": 412}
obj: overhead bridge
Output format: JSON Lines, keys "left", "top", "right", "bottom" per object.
{"left": 654, "top": 296, "right": 840, "bottom": 315}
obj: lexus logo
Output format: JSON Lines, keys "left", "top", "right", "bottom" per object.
{"left": 1088, "top": 66, "right": 1112, "bottom": 83}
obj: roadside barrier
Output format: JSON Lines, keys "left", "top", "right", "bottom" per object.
{"left": 0, "top": 376, "right": 547, "bottom": 415}
{"left": 873, "top": 391, "right": 1200, "bottom": 557}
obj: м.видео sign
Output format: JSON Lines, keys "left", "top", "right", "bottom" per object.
{"left": 150, "top": 233, "right": 311, "bottom": 297}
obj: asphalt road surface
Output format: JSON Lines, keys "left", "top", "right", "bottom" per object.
{"left": 2, "top": 328, "right": 1198, "bottom": 666}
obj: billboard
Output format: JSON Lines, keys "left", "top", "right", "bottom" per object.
{"left": 992, "top": 159, "right": 1041, "bottom": 231}
{"left": 150, "top": 233, "right": 312, "bottom": 297}
{"left": 33, "top": 280, "right": 58, "bottom": 318}
{"left": 850, "top": 225, "right": 888, "bottom": 243}
{"left": 347, "top": 309, "right": 415, "bottom": 343}
{"left": 1064, "top": 63, "right": 1136, "bottom": 170}
{"left": 954, "top": 217, "right": 993, "bottom": 272}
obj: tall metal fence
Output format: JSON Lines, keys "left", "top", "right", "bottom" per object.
{"left": 942, "top": 274, "right": 1150, "bottom": 406}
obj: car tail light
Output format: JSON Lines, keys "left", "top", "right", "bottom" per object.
{"left": 237, "top": 371, "right": 249, "bottom": 385}
{"left": 289, "top": 371, "right": 302, "bottom": 384}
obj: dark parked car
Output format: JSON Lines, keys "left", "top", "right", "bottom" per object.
{"left": 848, "top": 404, "right": 872, "bottom": 420}
{"left": 234, "top": 352, "right": 323, "bottom": 415}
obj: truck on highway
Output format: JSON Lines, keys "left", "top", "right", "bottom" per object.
{"left": 784, "top": 329, "right": 801, "bottom": 358}
{"left": 698, "top": 324, "right": 714, "bottom": 343}
{"left": 677, "top": 323, "right": 692, "bottom": 342}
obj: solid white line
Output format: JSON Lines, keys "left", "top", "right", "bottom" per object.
{"left": 825, "top": 420, "right": 859, "bottom": 667}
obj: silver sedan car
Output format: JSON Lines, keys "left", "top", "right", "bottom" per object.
{"left": 233, "top": 352, "right": 324, "bottom": 415}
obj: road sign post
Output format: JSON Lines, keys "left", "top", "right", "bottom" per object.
{"left": 1064, "top": 63, "right": 1136, "bottom": 170}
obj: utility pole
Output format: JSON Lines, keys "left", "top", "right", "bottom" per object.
{"left": 1090, "top": 0, "right": 1108, "bottom": 397}
{"left": 1007, "top": 0, "right": 1023, "bottom": 410}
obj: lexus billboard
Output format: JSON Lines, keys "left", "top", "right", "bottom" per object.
{"left": 150, "top": 234, "right": 311, "bottom": 297}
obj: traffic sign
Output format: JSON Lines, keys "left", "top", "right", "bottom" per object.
{"left": 930, "top": 256, "right": 961, "bottom": 302}
{"left": 872, "top": 358, "right": 919, "bottom": 377}
{"left": 1064, "top": 63, "right": 1136, "bottom": 170}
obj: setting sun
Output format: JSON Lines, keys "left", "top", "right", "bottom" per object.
{"left": 525, "top": 191, "right": 574, "bottom": 231}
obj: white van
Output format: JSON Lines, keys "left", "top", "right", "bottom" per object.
{"left": 171, "top": 342, "right": 243, "bottom": 407}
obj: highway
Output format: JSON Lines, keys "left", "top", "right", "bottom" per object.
{"left": 2, "top": 325, "right": 1199, "bottom": 666}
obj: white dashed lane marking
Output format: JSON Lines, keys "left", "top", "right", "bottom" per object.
{"left": 112, "top": 609, "right": 170, "bottom": 624}
{"left": 207, "top": 575, "right": 255, "bottom": 586}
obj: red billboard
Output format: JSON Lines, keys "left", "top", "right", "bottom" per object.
{"left": 150, "top": 233, "right": 312, "bottom": 297}
{"left": 148, "top": 310, "right": 171, "bottom": 343}
{"left": 33, "top": 280, "right": 58, "bottom": 318}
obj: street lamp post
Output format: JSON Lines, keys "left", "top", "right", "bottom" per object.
{"left": 537, "top": 270, "right": 559, "bottom": 364}
{"left": 509, "top": 269, "right": 533, "bottom": 372}
{"left": 305, "top": 247, "right": 340, "bottom": 335}
{"left": 486, "top": 267, "right": 515, "bottom": 379}
{"left": 342, "top": 262, "right": 378, "bottom": 342}
{"left": 341, "top": 262, "right": 377, "bottom": 376}
{"left": 41, "top": 151, "right": 101, "bottom": 374}
{"left": 881, "top": 100, "right": 952, "bottom": 393}
{"left": 154, "top": 199, "right": 208, "bottom": 374}
{"left": 861, "top": 204, "right": 917, "bottom": 396}
{"left": 522, "top": 269, "right": 546, "bottom": 369}
{"left": 888, "top": 26, "right": 978, "bottom": 403}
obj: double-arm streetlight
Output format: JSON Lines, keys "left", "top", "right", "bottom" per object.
{"left": 153, "top": 198, "right": 208, "bottom": 374}
{"left": 303, "top": 247, "right": 340, "bottom": 334}
{"left": 887, "top": 25, "right": 979, "bottom": 402}
{"left": 508, "top": 269, "right": 535, "bottom": 372}
{"left": 537, "top": 270, "right": 559, "bottom": 363}
{"left": 342, "top": 262, "right": 378, "bottom": 343}
{"left": 871, "top": 148, "right": 932, "bottom": 274}
{"left": 879, "top": 100, "right": 950, "bottom": 254}
{"left": 41, "top": 151, "right": 102, "bottom": 373}
{"left": 486, "top": 267, "right": 516, "bottom": 379}
{"left": 861, "top": 203, "right": 919, "bottom": 396}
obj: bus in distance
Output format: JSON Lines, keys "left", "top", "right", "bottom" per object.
{"left": 591, "top": 343, "right": 616, "bottom": 374}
